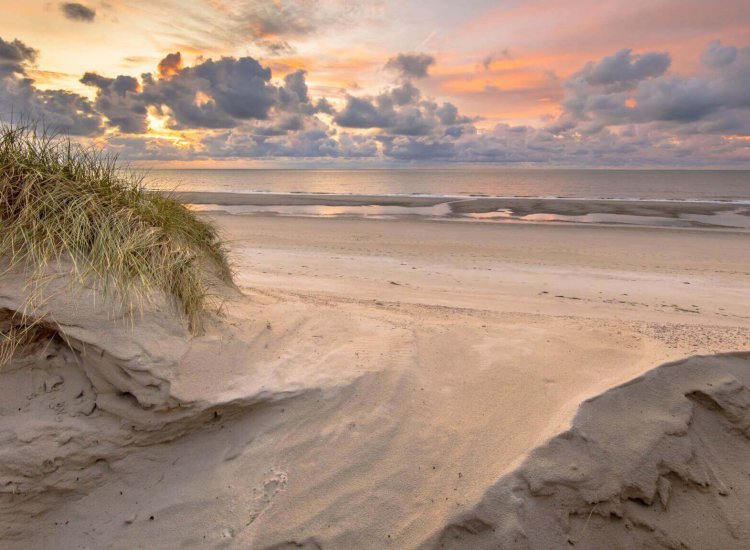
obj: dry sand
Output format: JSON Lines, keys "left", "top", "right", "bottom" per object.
{"left": 1, "top": 214, "right": 749, "bottom": 548}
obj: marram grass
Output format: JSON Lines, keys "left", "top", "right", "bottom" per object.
{"left": 0, "top": 123, "right": 232, "bottom": 364}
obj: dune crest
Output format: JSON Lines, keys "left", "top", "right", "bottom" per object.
{"left": 427, "top": 352, "right": 750, "bottom": 549}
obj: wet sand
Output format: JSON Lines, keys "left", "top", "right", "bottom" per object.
{"left": 171, "top": 191, "right": 750, "bottom": 228}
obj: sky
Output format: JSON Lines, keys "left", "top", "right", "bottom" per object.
{"left": 1, "top": 0, "right": 749, "bottom": 167}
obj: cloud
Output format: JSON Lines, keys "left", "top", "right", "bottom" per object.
{"left": 60, "top": 3, "right": 96, "bottom": 22}
{"left": 385, "top": 53, "right": 435, "bottom": 79}
{"left": 277, "top": 70, "right": 312, "bottom": 113}
{"left": 333, "top": 83, "right": 474, "bottom": 139}
{"left": 0, "top": 37, "right": 37, "bottom": 76}
{"left": 0, "top": 36, "right": 101, "bottom": 135}
{"left": 554, "top": 42, "right": 750, "bottom": 133}
{"left": 81, "top": 52, "right": 326, "bottom": 138}
{"left": 257, "top": 39, "right": 295, "bottom": 56}
{"left": 0, "top": 76, "right": 102, "bottom": 136}
{"left": 81, "top": 53, "right": 281, "bottom": 132}
{"left": 576, "top": 49, "right": 671, "bottom": 90}
{"left": 240, "top": 1, "right": 318, "bottom": 39}
{"left": 381, "top": 136, "right": 455, "bottom": 160}
{"left": 314, "top": 97, "right": 335, "bottom": 115}
{"left": 390, "top": 81, "right": 420, "bottom": 106}
{"left": 80, "top": 72, "right": 147, "bottom": 133}
{"left": 197, "top": 122, "right": 378, "bottom": 160}
{"left": 187, "top": 0, "right": 383, "bottom": 54}
{"left": 701, "top": 40, "right": 738, "bottom": 68}
{"left": 157, "top": 52, "right": 182, "bottom": 78}
{"left": 334, "top": 96, "right": 392, "bottom": 128}
{"left": 482, "top": 49, "right": 511, "bottom": 70}
{"left": 3, "top": 34, "right": 750, "bottom": 165}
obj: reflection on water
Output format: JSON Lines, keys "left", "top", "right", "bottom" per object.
{"left": 188, "top": 203, "right": 750, "bottom": 229}
{"left": 188, "top": 203, "right": 453, "bottom": 218}
{"left": 680, "top": 212, "right": 750, "bottom": 228}
{"left": 505, "top": 211, "right": 750, "bottom": 228}
{"left": 464, "top": 211, "right": 690, "bottom": 226}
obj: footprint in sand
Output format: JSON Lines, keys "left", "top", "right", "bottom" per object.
{"left": 245, "top": 469, "right": 289, "bottom": 526}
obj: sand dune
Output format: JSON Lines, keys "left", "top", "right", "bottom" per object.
{"left": 427, "top": 352, "right": 750, "bottom": 549}
{"left": 1, "top": 216, "right": 749, "bottom": 548}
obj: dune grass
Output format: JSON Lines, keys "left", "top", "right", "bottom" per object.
{"left": 0, "top": 123, "right": 232, "bottom": 364}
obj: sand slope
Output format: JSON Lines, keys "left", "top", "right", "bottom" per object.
{"left": 426, "top": 352, "right": 750, "bottom": 549}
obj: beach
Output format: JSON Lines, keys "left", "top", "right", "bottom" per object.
{"left": 4, "top": 2, "right": 750, "bottom": 546}
{"left": 4, "top": 208, "right": 749, "bottom": 548}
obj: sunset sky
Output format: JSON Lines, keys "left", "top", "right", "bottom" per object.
{"left": 1, "top": 0, "right": 749, "bottom": 166}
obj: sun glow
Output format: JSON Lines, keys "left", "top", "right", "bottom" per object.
{"left": 146, "top": 110, "right": 193, "bottom": 147}
{"left": 194, "top": 91, "right": 214, "bottom": 107}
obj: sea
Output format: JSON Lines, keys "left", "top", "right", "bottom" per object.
{"left": 143, "top": 168, "right": 750, "bottom": 228}
{"left": 143, "top": 168, "right": 750, "bottom": 203}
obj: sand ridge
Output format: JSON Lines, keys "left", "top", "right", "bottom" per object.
{"left": 427, "top": 352, "right": 750, "bottom": 549}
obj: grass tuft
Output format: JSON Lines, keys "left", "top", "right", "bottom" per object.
{"left": 0, "top": 122, "right": 233, "bottom": 364}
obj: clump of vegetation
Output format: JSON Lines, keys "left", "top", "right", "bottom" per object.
{"left": 0, "top": 123, "right": 232, "bottom": 364}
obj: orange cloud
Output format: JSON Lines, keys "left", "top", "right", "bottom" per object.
{"left": 157, "top": 52, "right": 183, "bottom": 78}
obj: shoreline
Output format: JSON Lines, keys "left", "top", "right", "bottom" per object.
{"left": 170, "top": 191, "right": 750, "bottom": 229}
{"left": 171, "top": 190, "right": 750, "bottom": 207}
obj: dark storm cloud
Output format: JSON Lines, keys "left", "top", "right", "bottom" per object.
{"left": 385, "top": 53, "right": 435, "bottom": 79}
{"left": 60, "top": 3, "right": 96, "bottom": 22}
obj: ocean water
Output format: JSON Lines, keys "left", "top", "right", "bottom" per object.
{"left": 143, "top": 168, "right": 750, "bottom": 202}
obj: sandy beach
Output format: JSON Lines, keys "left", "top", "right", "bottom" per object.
{"left": 4, "top": 2, "right": 750, "bottom": 546}
{"left": 3, "top": 210, "right": 749, "bottom": 548}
